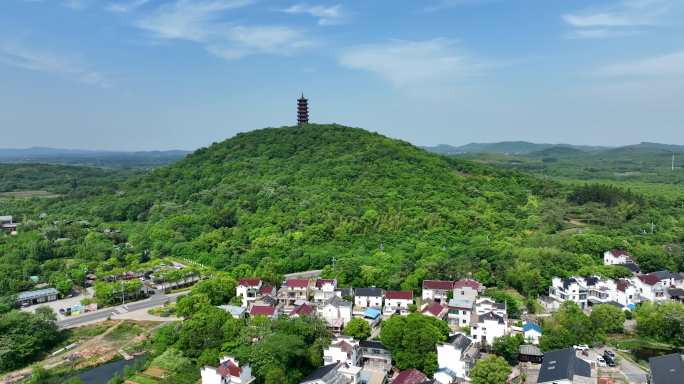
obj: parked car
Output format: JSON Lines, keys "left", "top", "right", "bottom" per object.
{"left": 603, "top": 352, "right": 617, "bottom": 367}
{"left": 574, "top": 344, "right": 590, "bottom": 351}
{"left": 603, "top": 350, "right": 616, "bottom": 359}
{"left": 596, "top": 356, "right": 607, "bottom": 367}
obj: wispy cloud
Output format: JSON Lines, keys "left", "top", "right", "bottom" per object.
{"left": 105, "top": 0, "right": 151, "bottom": 13}
{"left": 594, "top": 51, "right": 684, "bottom": 77}
{"left": 339, "top": 39, "right": 479, "bottom": 88}
{"left": 135, "top": 0, "right": 313, "bottom": 59}
{"left": 0, "top": 42, "right": 110, "bottom": 87}
{"left": 562, "top": 0, "right": 675, "bottom": 39}
{"left": 424, "top": 0, "right": 498, "bottom": 12}
{"left": 281, "top": 3, "right": 346, "bottom": 26}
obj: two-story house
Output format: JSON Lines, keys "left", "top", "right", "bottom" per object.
{"left": 383, "top": 291, "right": 413, "bottom": 315}
{"left": 312, "top": 279, "right": 338, "bottom": 304}
{"left": 447, "top": 298, "right": 474, "bottom": 327}
{"left": 549, "top": 277, "right": 588, "bottom": 309}
{"left": 278, "top": 278, "right": 311, "bottom": 306}
{"left": 470, "top": 311, "right": 508, "bottom": 346}
{"left": 236, "top": 278, "right": 263, "bottom": 308}
{"left": 452, "top": 279, "right": 483, "bottom": 302}
{"left": 318, "top": 296, "right": 353, "bottom": 333}
{"left": 434, "top": 333, "right": 479, "bottom": 384}
{"left": 323, "top": 336, "right": 361, "bottom": 367}
{"left": 422, "top": 280, "right": 454, "bottom": 303}
{"left": 354, "top": 288, "right": 383, "bottom": 309}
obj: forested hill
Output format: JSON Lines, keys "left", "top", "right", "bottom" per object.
{"left": 82, "top": 124, "right": 555, "bottom": 287}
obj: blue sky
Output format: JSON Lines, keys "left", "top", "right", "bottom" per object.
{"left": 1, "top": 0, "right": 683, "bottom": 150}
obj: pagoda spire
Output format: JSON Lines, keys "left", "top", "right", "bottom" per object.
{"left": 297, "top": 93, "right": 309, "bottom": 126}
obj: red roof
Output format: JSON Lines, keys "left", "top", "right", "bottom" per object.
{"left": 259, "top": 285, "right": 274, "bottom": 295}
{"left": 393, "top": 369, "right": 428, "bottom": 384}
{"left": 610, "top": 249, "right": 631, "bottom": 257}
{"left": 422, "top": 280, "right": 454, "bottom": 290}
{"left": 238, "top": 278, "right": 262, "bottom": 287}
{"left": 315, "top": 279, "right": 336, "bottom": 288}
{"left": 616, "top": 279, "right": 630, "bottom": 292}
{"left": 638, "top": 274, "right": 660, "bottom": 286}
{"left": 216, "top": 359, "right": 241, "bottom": 378}
{"left": 250, "top": 305, "right": 275, "bottom": 316}
{"left": 453, "top": 278, "right": 482, "bottom": 290}
{"left": 385, "top": 291, "right": 413, "bottom": 300}
{"left": 422, "top": 302, "right": 446, "bottom": 317}
{"left": 291, "top": 303, "right": 315, "bottom": 317}
{"left": 286, "top": 278, "right": 310, "bottom": 288}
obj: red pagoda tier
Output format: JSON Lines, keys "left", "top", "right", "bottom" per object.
{"left": 297, "top": 93, "right": 309, "bottom": 125}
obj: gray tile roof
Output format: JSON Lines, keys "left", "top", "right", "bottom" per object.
{"left": 649, "top": 353, "right": 684, "bottom": 384}
{"left": 537, "top": 348, "right": 591, "bottom": 384}
{"left": 355, "top": 287, "right": 383, "bottom": 297}
{"left": 301, "top": 363, "right": 339, "bottom": 383}
{"left": 16, "top": 288, "right": 59, "bottom": 301}
{"left": 446, "top": 334, "right": 472, "bottom": 351}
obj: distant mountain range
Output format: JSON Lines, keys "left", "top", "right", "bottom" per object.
{"left": 423, "top": 141, "right": 683, "bottom": 156}
{"left": 0, "top": 147, "right": 190, "bottom": 168}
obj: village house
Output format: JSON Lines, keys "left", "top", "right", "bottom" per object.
{"left": 0, "top": 215, "right": 17, "bottom": 234}
{"left": 615, "top": 278, "right": 639, "bottom": 309}
{"left": 383, "top": 291, "right": 413, "bottom": 316}
{"left": 324, "top": 336, "right": 361, "bottom": 367}
{"left": 452, "top": 278, "right": 483, "bottom": 302}
{"left": 470, "top": 311, "right": 508, "bottom": 347}
{"left": 474, "top": 297, "right": 506, "bottom": 317}
{"left": 634, "top": 273, "right": 669, "bottom": 302}
{"left": 236, "top": 278, "right": 263, "bottom": 308}
{"left": 318, "top": 296, "right": 353, "bottom": 333}
{"left": 648, "top": 353, "right": 684, "bottom": 384}
{"left": 422, "top": 280, "right": 454, "bottom": 303}
{"left": 422, "top": 301, "right": 448, "bottom": 320}
{"left": 523, "top": 322, "right": 542, "bottom": 345}
{"left": 604, "top": 249, "right": 634, "bottom": 266}
{"left": 291, "top": 303, "right": 316, "bottom": 318}
{"left": 335, "top": 287, "right": 354, "bottom": 299}
{"left": 537, "top": 348, "right": 592, "bottom": 384}
{"left": 258, "top": 284, "right": 276, "bottom": 297}
{"left": 249, "top": 305, "right": 278, "bottom": 319}
{"left": 218, "top": 305, "right": 248, "bottom": 319}
{"left": 312, "top": 279, "right": 338, "bottom": 304}
{"left": 359, "top": 340, "right": 392, "bottom": 372}
{"left": 299, "top": 362, "right": 357, "bottom": 384}
{"left": 585, "top": 276, "right": 621, "bottom": 306}
{"left": 447, "top": 298, "right": 474, "bottom": 327}
{"left": 354, "top": 287, "right": 383, "bottom": 309}
{"left": 201, "top": 356, "right": 255, "bottom": 384}
{"left": 549, "top": 277, "right": 588, "bottom": 309}
{"left": 434, "top": 333, "right": 479, "bottom": 384}
{"left": 15, "top": 287, "right": 59, "bottom": 307}
{"left": 278, "top": 278, "right": 312, "bottom": 306}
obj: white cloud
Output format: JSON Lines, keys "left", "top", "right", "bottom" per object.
{"left": 562, "top": 0, "right": 675, "bottom": 39}
{"left": 594, "top": 51, "right": 684, "bottom": 77}
{"left": 424, "top": 0, "right": 498, "bottom": 12}
{"left": 282, "top": 3, "right": 346, "bottom": 26}
{"left": 339, "top": 39, "right": 479, "bottom": 88}
{"left": 105, "top": 0, "right": 151, "bottom": 13}
{"left": 135, "top": 0, "right": 313, "bottom": 60}
{"left": 0, "top": 42, "right": 110, "bottom": 87}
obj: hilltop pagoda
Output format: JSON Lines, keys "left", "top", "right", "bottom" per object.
{"left": 297, "top": 94, "right": 309, "bottom": 125}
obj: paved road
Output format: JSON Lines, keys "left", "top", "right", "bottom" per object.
{"left": 56, "top": 292, "right": 185, "bottom": 329}
{"left": 593, "top": 347, "right": 648, "bottom": 384}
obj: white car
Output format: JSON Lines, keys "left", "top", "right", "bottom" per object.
{"left": 596, "top": 356, "right": 607, "bottom": 367}
{"left": 573, "top": 344, "right": 590, "bottom": 351}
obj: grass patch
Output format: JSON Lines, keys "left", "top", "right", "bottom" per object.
{"left": 105, "top": 321, "right": 143, "bottom": 342}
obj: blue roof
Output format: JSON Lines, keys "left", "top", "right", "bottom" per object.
{"left": 364, "top": 308, "right": 381, "bottom": 319}
{"left": 523, "top": 322, "right": 542, "bottom": 334}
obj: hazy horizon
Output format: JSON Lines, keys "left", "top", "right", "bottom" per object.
{"left": 2, "top": 0, "right": 684, "bottom": 150}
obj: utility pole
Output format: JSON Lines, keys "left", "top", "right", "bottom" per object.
{"left": 121, "top": 274, "right": 125, "bottom": 305}
{"left": 673, "top": 152, "right": 676, "bottom": 171}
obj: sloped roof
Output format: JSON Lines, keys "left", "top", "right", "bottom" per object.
{"left": 393, "top": 369, "right": 428, "bottom": 384}
{"left": 652, "top": 271, "right": 682, "bottom": 281}
{"left": 360, "top": 340, "right": 387, "bottom": 350}
{"left": 649, "top": 353, "right": 684, "bottom": 384}
{"left": 301, "top": 363, "right": 339, "bottom": 383}
{"left": 286, "top": 278, "right": 310, "bottom": 288}
{"left": 448, "top": 298, "right": 474, "bottom": 309}
{"left": 250, "top": 305, "right": 275, "bottom": 316}
{"left": 422, "top": 302, "right": 446, "bottom": 317}
{"left": 326, "top": 295, "right": 352, "bottom": 308}
{"left": 423, "top": 280, "right": 454, "bottom": 290}
{"left": 610, "top": 249, "right": 631, "bottom": 258}
{"left": 453, "top": 278, "right": 482, "bottom": 290}
{"left": 315, "top": 279, "right": 336, "bottom": 288}
{"left": 538, "top": 348, "right": 591, "bottom": 383}
{"left": 523, "top": 322, "right": 542, "bottom": 334}
{"left": 364, "top": 308, "right": 381, "bottom": 319}
{"left": 446, "top": 333, "right": 472, "bottom": 351}
{"left": 355, "top": 287, "right": 383, "bottom": 297}
{"left": 216, "top": 359, "right": 241, "bottom": 378}
{"left": 478, "top": 311, "right": 505, "bottom": 324}
{"left": 291, "top": 303, "right": 315, "bottom": 317}
{"left": 638, "top": 274, "right": 661, "bottom": 286}
{"left": 335, "top": 287, "right": 353, "bottom": 297}
{"left": 259, "top": 284, "right": 274, "bottom": 295}
{"left": 16, "top": 288, "right": 59, "bottom": 301}
{"left": 385, "top": 290, "right": 413, "bottom": 300}
{"left": 238, "top": 278, "right": 261, "bottom": 287}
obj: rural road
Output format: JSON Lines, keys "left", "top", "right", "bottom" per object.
{"left": 56, "top": 291, "right": 186, "bottom": 329}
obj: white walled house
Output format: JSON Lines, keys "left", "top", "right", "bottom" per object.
{"left": 312, "top": 279, "right": 338, "bottom": 304}
{"left": 318, "top": 296, "right": 352, "bottom": 332}
{"left": 615, "top": 279, "right": 639, "bottom": 309}
{"left": 277, "top": 278, "right": 311, "bottom": 306}
{"left": 422, "top": 280, "right": 454, "bottom": 303}
{"left": 635, "top": 273, "right": 669, "bottom": 302}
{"left": 585, "top": 276, "right": 619, "bottom": 306}
{"left": 434, "top": 333, "right": 479, "bottom": 384}
{"left": 354, "top": 288, "right": 383, "bottom": 309}
{"left": 475, "top": 297, "right": 506, "bottom": 317}
{"left": 549, "top": 277, "right": 588, "bottom": 309}
{"left": 470, "top": 312, "right": 508, "bottom": 346}
{"left": 452, "top": 279, "right": 483, "bottom": 302}
{"left": 523, "top": 322, "right": 542, "bottom": 345}
{"left": 236, "top": 278, "right": 263, "bottom": 308}
{"left": 447, "top": 298, "right": 474, "bottom": 327}
{"left": 201, "top": 356, "right": 255, "bottom": 384}
{"left": 383, "top": 291, "right": 413, "bottom": 315}
{"left": 604, "top": 250, "right": 634, "bottom": 266}
{"left": 323, "top": 336, "right": 360, "bottom": 367}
